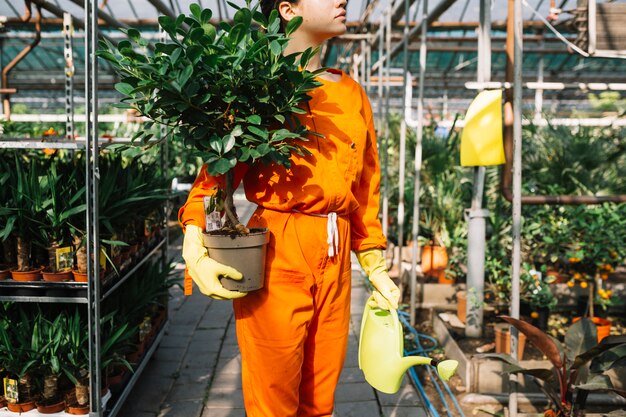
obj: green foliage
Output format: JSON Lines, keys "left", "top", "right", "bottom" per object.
{"left": 486, "top": 316, "right": 626, "bottom": 416}
{"left": 97, "top": 1, "right": 323, "bottom": 178}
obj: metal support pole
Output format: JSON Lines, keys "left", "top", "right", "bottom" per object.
{"left": 63, "top": 13, "right": 75, "bottom": 140}
{"left": 509, "top": 0, "right": 524, "bottom": 415}
{"left": 465, "top": 0, "right": 491, "bottom": 338}
{"left": 534, "top": 39, "right": 544, "bottom": 122}
{"left": 85, "top": 0, "right": 100, "bottom": 415}
{"left": 360, "top": 39, "right": 366, "bottom": 86}
{"left": 398, "top": 0, "right": 411, "bottom": 299}
{"left": 382, "top": 11, "right": 391, "bottom": 246}
{"left": 408, "top": 0, "right": 428, "bottom": 327}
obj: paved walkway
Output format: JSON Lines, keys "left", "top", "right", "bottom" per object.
{"left": 117, "top": 196, "right": 427, "bottom": 417}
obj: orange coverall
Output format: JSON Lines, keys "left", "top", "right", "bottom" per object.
{"left": 179, "top": 68, "right": 386, "bottom": 416}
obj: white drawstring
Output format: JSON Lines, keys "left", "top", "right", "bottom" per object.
{"left": 326, "top": 212, "right": 338, "bottom": 257}
{"left": 293, "top": 210, "right": 339, "bottom": 258}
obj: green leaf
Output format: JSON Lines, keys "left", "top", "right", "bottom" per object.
{"left": 126, "top": 28, "right": 141, "bottom": 42}
{"left": 247, "top": 114, "right": 262, "bottom": 125}
{"left": 233, "top": 8, "right": 252, "bottom": 26}
{"left": 248, "top": 125, "right": 269, "bottom": 139}
{"left": 202, "top": 23, "right": 216, "bottom": 41}
{"left": 209, "top": 158, "right": 233, "bottom": 176}
{"left": 189, "top": 27, "right": 205, "bottom": 42}
{"left": 115, "top": 82, "right": 135, "bottom": 96}
{"left": 189, "top": 3, "right": 202, "bottom": 20}
{"left": 270, "top": 40, "right": 282, "bottom": 56}
{"left": 179, "top": 65, "right": 193, "bottom": 87}
{"left": 223, "top": 134, "right": 236, "bottom": 153}
{"left": 284, "top": 16, "right": 303, "bottom": 37}
{"left": 201, "top": 9, "right": 212, "bottom": 23}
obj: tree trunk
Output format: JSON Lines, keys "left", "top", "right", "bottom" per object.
{"left": 223, "top": 171, "right": 249, "bottom": 234}
{"left": 75, "top": 382, "right": 89, "bottom": 406}
{"left": 18, "top": 374, "right": 33, "bottom": 402}
{"left": 42, "top": 374, "right": 59, "bottom": 401}
{"left": 73, "top": 234, "right": 87, "bottom": 273}
{"left": 16, "top": 236, "right": 30, "bottom": 271}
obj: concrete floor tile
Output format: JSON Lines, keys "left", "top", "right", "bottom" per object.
{"left": 211, "top": 371, "right": 242, "bottom": 390}
{"left": 155, "top": 346, "right": 188, "bottom": 362}
{"left": 202, "top": 407, "right": 246, "bottom": 417}
{"left": 166, "top": 378, "right": 210, "bottom": 402}
{"left": 141, "top": 358, "right": 181, "bottom": 378}
{"left": 158, "top": 400, "right": 204, "bottom": 417}
{"left": 338, "top": 367, "right": 367, "bottom": 384}
{"left": 214, "top": 355, "right": 242, "bottom": 375}
{"left": 334, "top": 382, "right": 377, "bottom": 403}
{"left": 333, "top": 400, "right": 380, "bottom": 417}
{"left": 206, "top": 387, "right": 245, "bottom": 408}
{"left": 378, "top": 382, "right": 423, "bottom": 406}
{"left": 159, "top": 334, "right": 193, "bottom": 349}
{"left": 120, "top": 373, "right": 173, "bottom": 413}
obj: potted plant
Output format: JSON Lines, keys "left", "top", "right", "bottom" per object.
{"left": 99, "top": 311, "right": 135, "bottom": 392}
{"left": 40, "top": 162, "right": 85, "bottom": 282}
{"left": 0, "top": 154, "right": 47, "bottom": 281}
{"left": 0, "top": 308, "right": 38, "bottom": 412}
{"left": 61, "top": 308, "right": 90, "bottom": 415}
{"left": 32, "top": 312, "right": 67, "bottom": 413}
{"left": 0, "top": 156, "right": 16, "bottom": 277}
{"left": 98, "top": 2, "right": 323, "bottom": 289}
{"left": 486, "top": 315, "right": 626, "bottom": 417}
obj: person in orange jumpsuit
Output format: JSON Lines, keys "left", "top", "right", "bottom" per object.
{"left": 179, "top": 0, "right": 401, "bottom": 415}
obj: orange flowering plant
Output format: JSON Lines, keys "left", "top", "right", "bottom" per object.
{"left": 563, "top": 204, "right": 626, "bottom": 318}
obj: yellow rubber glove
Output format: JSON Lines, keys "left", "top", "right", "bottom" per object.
{"left": 355, "top": 248, "right": 400, "bottom": 310}
{"left": 182, "top": 225, "right": 248, "bottom": 300}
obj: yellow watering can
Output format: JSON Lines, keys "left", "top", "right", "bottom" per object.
{"left": 358, "top": 298, "right": 459, "bottom": 394}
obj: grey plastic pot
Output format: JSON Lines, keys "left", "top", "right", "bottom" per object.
{"left": 202, "top": 228, "right": 270, "bottom": 292}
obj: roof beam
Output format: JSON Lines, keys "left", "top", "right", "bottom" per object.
{"left": 146, "top": 0, "right": 177, "bottom": 20}
{"left": 391, "top": 0, "right": 418, "bottom": 23}
{"left": 67, "top": 0, "right": 130, "bottom": 30}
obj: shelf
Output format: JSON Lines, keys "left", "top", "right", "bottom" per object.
{"left": 105, "top": 319, "right": 168, "bottom": 417}
{"left": 0, "top": 280, "right": 88, "bottom": 304}
{"left": 102, "top": 237, "right": 166, "bottom": 300}
{"left": 0, "top": 237, "right": 166, "bottom": 304}
{"left": 0, "top": 137, "right": 159, "bottom": 150}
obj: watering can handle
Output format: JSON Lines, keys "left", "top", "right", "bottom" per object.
{"left": 360, "top": 295, "right": 402, "bottom": 350}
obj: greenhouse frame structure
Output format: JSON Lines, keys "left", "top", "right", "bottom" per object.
{"left": 1, "top": 1, "right": 625, "bottom": 416}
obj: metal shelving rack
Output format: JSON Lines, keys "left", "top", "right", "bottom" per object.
{"left": 0, "top": 2, "right": 169, "bottom": 416}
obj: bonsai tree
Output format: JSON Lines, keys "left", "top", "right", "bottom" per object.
{"left": 98, "top": 2, "right": 323, "bottom": 234}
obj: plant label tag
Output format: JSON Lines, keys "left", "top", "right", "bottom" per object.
{"left": 56, "top": 246, "right": 73, "bottom": 272}
{"left": 4, "top": 377, "right": 18, "bottom": 403}
{"left": 100, "top": 248, "right": 107, "bottom": 271}
{"left": 203, "top": 196, "right": 222, "bottom": 232}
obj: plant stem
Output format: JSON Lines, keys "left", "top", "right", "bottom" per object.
{"left": 223, "top": 171, "right": 249, "bottom": 234}
{"left": 16, "top": 236, "right": 29, "bottom": 271}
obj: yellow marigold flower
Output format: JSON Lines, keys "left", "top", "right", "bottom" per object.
{"left": 567, "top": 280, "right": 575, "bottom": 288}
{"left": 607, "top": 290, "right": 613, "bottom": 297}
{"left": 573, "top": 273, "right": 582, "bottom": 280}
{"left": 531, "top": 311, "right": 540, "bottom": 319}
{"left": 580, "top": 281, "right": 588, "bottom": 289}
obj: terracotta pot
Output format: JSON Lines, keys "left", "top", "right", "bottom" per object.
{"left": 572, "top": 316, "right": 612, "bottom": 343}
{"left": 494, "top": 324, "right": 526, "bottom": 361}
{"left": 0, "top": 265, "right": 13, "bottom": 280}
{"left": 66, "top": 404, "right": 90, "bottom": 415}
{"left": 10, "top": 266, "right": 43, "bottom": 281}
{"left": 0, "top": 395, "right": 6, "bottom": 408}
{"left": 421, "top": 245, "right": 449, "bottom": 276}
{"left": 7, "top": 400, "right": 36, "bottom": 413}
{"left": 457, "top": 291, "right": 467, "bottom": 323}
{"left": 437, "top": 269, "right": 455, "bottom": 284}
{"left": 36, "top": 400, "right": 66, "bottom": 414}
{"left": 72, "top": 270, "right": 88, "bottom": 282}
{"left": 42, "top": 269, "right": 73, "bottom": 282}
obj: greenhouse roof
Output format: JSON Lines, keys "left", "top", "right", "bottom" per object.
{"left": 0, "top": 0, "right": 624, "bottom": 114}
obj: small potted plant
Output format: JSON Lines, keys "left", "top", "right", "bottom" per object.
{"left": 33, "top": 313, "right": 67, "bottom": 414}
{"left": 0, "top": 309, "right": 38, "bottom": 413}
{"left": 61, "top": 308, "right": 90, "bottom": 415}
{"left": 98, "top": 2, "right": 323, "bottom": 290}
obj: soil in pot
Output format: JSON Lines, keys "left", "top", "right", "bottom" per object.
{"left": 203, "top": 228, "right": 270, "bottom": 292}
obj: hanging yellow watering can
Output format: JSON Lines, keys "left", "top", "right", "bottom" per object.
{"left": 358, "top": 297, "right": 459, "bottom": 394}
{"left": 460, "top": 89, "right": 505, "bottom": 166}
